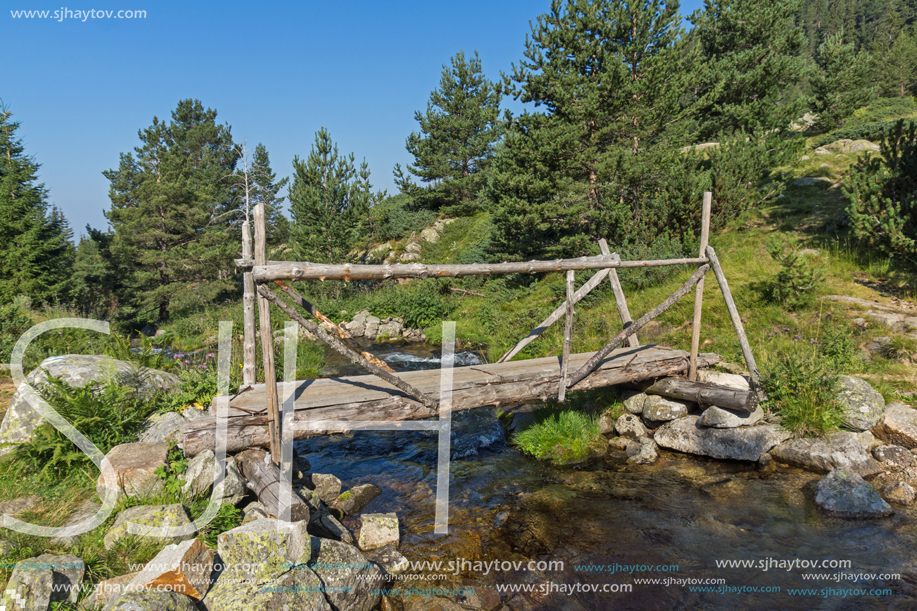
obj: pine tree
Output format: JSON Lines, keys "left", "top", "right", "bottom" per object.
{"left": 289, "top": 128, "right": 380, "bottom": 263}
{"left": 0, "top": 106, "right": 74, "bottom": 305}
{"left": 688, "top": 0, "right": 807, "bottom": 138}
{"left": 811, "top": 30, "right": 876, "bottom": 131}
{"left": 876, "top": 28, "right": 917, "bottom": 98}
{"left": 250, "top": 143, "right": 289, "bottom": 247}
{"left": 395, "top": 50, "right": 502, "bottom": 210}
{"left": 102, "top": 99, "right": 239, "bottom": 321}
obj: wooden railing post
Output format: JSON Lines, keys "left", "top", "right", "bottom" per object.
{"left": 599, "top": 239, "right": 638, "bottom": 347}
{"left": 241, "top": 220, "right": 256, "bottom": 387}
{"left": 559, "top": 271, "right": 574, "bottom": 402}
{"left": 253, "top": 204, "right": 282, "bottom": 462}
{"left": 689, "top": 192, "right": 712, "bottom": 380}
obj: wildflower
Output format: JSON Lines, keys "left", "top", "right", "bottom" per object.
{"left": 184, "top": 359, "right": 191, "bottom": 365}
{"left": 810, "top": 339, "right": 819, "bottom": 345}
{"left": 206, "top": 353, "right": 215, "bottom": 359}
{"left": 793, "top": 334, "right": 801, "bottom": 341}
{"left": 198, "top": 364, "right": 207, "bottom": 370}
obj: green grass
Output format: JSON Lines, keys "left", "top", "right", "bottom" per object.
{"left": 512, "top": 408, "right": 605, "bottom": 465}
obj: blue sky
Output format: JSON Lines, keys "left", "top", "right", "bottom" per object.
{"left": 3, "top": 0, "right": 705, "bottom": 236}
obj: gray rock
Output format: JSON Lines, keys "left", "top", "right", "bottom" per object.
{"left": 815, "top": 467, "right": 893, "bottom": 518}
{"left": 597, "top": 411, "right": 616, "bottom": 436}
{"left": 770, "top": 432, "right": 882, "bottom": 477}
{"left": 377, "top": 320, "right": 403, "bottom": 341}
{"left": 241, "top": 501, "right": 269, "bottom": 525}
{"left": 333, "top": 484, "right": 382, "bottom": 517}
{"left": 0, "top": 553, "right": 84, "bottom": 609}
{"left": 218, "top": 518, "right": 310, "bottom": 581}
{"left": 302, "top": 490, "right": 355, "bottom": 544}
{"left": 642, "top": 395, "right": 693, "bottom": 422}
{"left": 623, "top": 392, "right": 648, "bottom": 415}
{"left": 626, "top": 438, "right": 658, "bottom": 465}
{"left": 358, "top": 512, "right": 399, "bottom": 551}
{"left": 863, "top": 336, "right": 892, "bottom": 355}
{"left": 96, "top": 441, "right": 169, "bottom": 502}
{"left": 696, "top": 370, "right": 750, "bottom": 390}
{"left": 180, "top": 449, "right": 216, "bottom": 497}
{"left": 814, "top": 147, "right": 831, "bottom": 155}
{"left": 873, "top": 444, "right": 915, "bottom": 468}
{"left": 398, "top": 252, "right": 421, "bottom": 262}
{"left": 405, "top": 241, "right": 422, "bottom": 254}
{"left": 654, "top": 416, "right": 791, "bottom": 461}
{"left": 206, "top": 565, "right": 331, "bottom": 611}
{"left": 793, "top": 177, "right": 830, "bottom": 187}
{"left": 873, "top": 403, "right": 917, "bottom": 449}
{"left": 420, "top": 228, "right": 440, "bottom": 243}
{"left": 801, "top": 155, "right": 810, "bottom": 160}
{"left": 49, "top": 500, "right": 100, "bottom": 548}
{"left": 310, "top": 537, "right": 382, "bottom": 611}
{"left": 104, "top": 504, "right": 193, "bottom": 550}
{"left": 836, "top": 375, "right": 885, "bottom": 431}
{"left": 847, "top": 139, "right": 881, "bottom": 152}
{"left": 363, "top": 544, "right": 409, "bottom": 575}
{"left": 855, "top": 431, "right": 879, "bottom": 451}
{"left": 124, "top": 538, "right": 213, "bottom": 602}
{"left": 698, "top": 405, "right": 764, "bottom": 428}
{"left": 0, "top": 495, "right": 41, "bottom": 516}
{"left": 881, "top": 481, "right": 915, "bottom": 505}
{"left": 138, "top": 412, "right": 185, "bottom": 445}
{"left": 798, "top": 249, "right": 821, "bottom": 256}
{"left": 614, "top": 413, "right": 648, "bottom": 440}
{"left": 79, "top": 571, "right": 139, "bottom": 610}
{"left": 106, "top": 589, "right": 199, "bottom": 611}
{"left": 0, "top": 355, "right": 179, "bottom": 451}
{"left": 311, "top": 473, "right": 343, "bottom": 504}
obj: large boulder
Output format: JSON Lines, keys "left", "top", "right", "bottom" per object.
{"left": 79, "top": 571, "right": 139, "bottom": 609}
{"left": 105, "top": 590, "right": 198, "bottom": 611}
{"left": 0, "top": 553, "right": 84, "bottom": 609}
{"left": 654, "top": 416, "right": 791, "bottom": 461}
{"left": 835, "top": 376, "right": 885, "bottom": 431}
{"left": 125, "top": 538, "right": 214, "bottom": 601}
{"left": 96, "top": 442, "right": 169, "bottom": 502}
{"left": 310, "top": 537, "right": 383, "bottom": 611}
{"left": 622, "top": 392, "right": 647, "bottom": 415}
{"left": 138, "top": 412, "right": 185, "bottom": 445}
{"left": 814, "top": 467, "right": 893, "bottom": 518}
{"left": 873, "top": 444, "right": 915, "bottom": 468}
{"left": 770, "top": 432, "right": 883, "bottom": 477}
{"left": 873, "top": 403, "right": 917, "bottom": 449}
{"left": 103, "top": 504, "right": 193, "bottom": 550}
{"left": 0, "top": 355, "right": 179, "bottom": 451}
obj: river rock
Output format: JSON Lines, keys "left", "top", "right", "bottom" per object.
{"left": 96, "top": 441, "right": 169, "bottom": 502}
{"left": 626, "top": 438, "right": 658, "bottom": 465}
{"left": 80, "top": 571, "right": 139, "bottom": 609}
{"left": 104, "top": 504, "right": 193, "bottom": 550}
{"left": 358, "top": 512, "right": 399, "bottom": 551}
{"left": 311, "top": 473, "right": 343, "bottom": 504}
{"left": 0, "top": 356, "right": 180, "bottom": 453}
{"left": 696, "top": 370, "right": 750, "bottom": 390}
{"left": 770, "top": 432, "right": 882, "bottom": 477}
{"left": 654, "top": 416, "right": 791, "bottom": 461}
{"left": 138, "top": 412, "right": 185, "bottom": 445}
{"left": 0, "top": 495, "right": 41, "bottom": 516}
{"left": 873, "top": 403, "right": 917, "bottom": 448}
{"left": 0, "top": 553, "right": 84, "bottom": 609}
{"left": 302, "top": 490, "right": 355, "bottom": 544}
{"left": 310, "top": 537, "right": 382, "bottom": 611}
{"left": 217, "top": 518, "right": 310, "bottom": 581}
{"left": 642, "top": 395, "right": 693, "bottom": 422}
{"left": 332, "top": 484, "right": 381, "bottom": 517}
{"left": 364, "top": 315, "right": 381, "bottom": 339}
{"left": 623, "top": 391, "right": 648, "bottom": 415}
{"left": 377, "top": 320, "right": 403, "bottom": 341}
{"left": 615, "top": 413, "right": 648, "bottom": 440}
{"left": 49, "top": 500, "right": 101, "bottom": 548}
{"left": 597, "top": 411, "right": 616, "bottom": 435}
{"left": 364, "top": 544, "right": 409, "bottom": 575}
{"left": 873, "top": 444, "right": 915, "bottom": 468}
{"left": 106, "top": 590, "right": 199, "bottom": 611}
{"left": 836, "top": 375, "right": 885, "bottom": 431}
{"left": 698, "top": 405, "right": 764, "bottom": 428}
{"left": 126, "top": 538, "right": 213, "bottom": 601}
{"left": 348, "top": 311, "right": 369, "bottom": 337}
{"left": 815, "top": 467, "right": 893, "bottom": 518}
{"left": 881, "top": 481, "right": 916, "bottom": 505}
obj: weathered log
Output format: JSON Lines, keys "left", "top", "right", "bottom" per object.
{"left": 689, "top": 192, "right": 712, "bottom": 380}
{"left": 645, "top": 377, "right": 757, "bottom": 413}
{"left": 235, "top": 448, "right": 310, "bottom": 522}
{"left": 275, "top": 280, "right": 394, "bottom": 373}
{"left": 182, "top": 349, "right": 722, "bottom": 456}
{"left": 250, "top": 256, "right": 710, "bottom": 282}
{"left": 241, "top": 221, "right": 257, "bottom": 387}
{"left": 497, "top": 256, "right": 616, "bottom": 363}
{"left": 256, "top": 283, "right": 438, "bottom": 410}
{"left": 253, "top": 204, "right": 282, "bottom": 461}
{"left": 599, "top": 239, "right": 638, "bottom": 348}
{"left": 706, "top": 246, "right": 765, "bottom": 400}
{"left": 558, "top": 271, "right": 575, "bottom": 401}
{"left": 566, "top": 265, "right": 710, "bottom": 388}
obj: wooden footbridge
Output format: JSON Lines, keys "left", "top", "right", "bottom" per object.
{"left": 182, "top": 193, "right": 763, "bottom": 459}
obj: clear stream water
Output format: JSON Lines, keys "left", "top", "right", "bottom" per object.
{"left": 296, "top": 342, "right": 917, "bottom": 611}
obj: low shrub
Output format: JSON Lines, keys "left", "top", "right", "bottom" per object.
{"left": 761, "top": 238, "right": 823, "bottom": 310}
{"left": 811, "top": 118, "right": 917, "bottom": 148}
{"left": 846, "top": 97, "right": 917, "bottom": 127}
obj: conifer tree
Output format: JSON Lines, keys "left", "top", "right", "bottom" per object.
{"left": 395, "top": 50, "right": 503, "bottom": 210}
{"left": 102, "top": 99, "right": 238, "bottom": 321}
{"left": 289, "top": 128, "right": 381, "bottom": 263}
{"left": 876, "top": 28, "right": 917, "bottom": 98}
{"left": 250, "top": 143, "right": 289, "bottom": 246}
{"left": 0, "top": 105, "right": 74, "bottom": 305}
{"left": 811, "top": 30, "right": 876, "bottom": 131}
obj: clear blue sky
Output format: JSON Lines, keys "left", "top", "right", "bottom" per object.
{"left": 3, "top": 0, "right": 705, "bottom": 236}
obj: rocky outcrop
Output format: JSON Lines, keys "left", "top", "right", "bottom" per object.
{"left": 770, "top": 432, "right": 883, "bottom": 477}
{"left": 821, "top": 139, "right": 881, "bottom": 154}
{"left": 0, "top": 553, "right": 84, "bottom": 609}
{"left": 814, "top": 467, "right": 892, "bottom": 518}
{"left": 342, "top": 311, "right": 425, "bottom": 343}
{"left": 835, "top": 375, "right": 885, "bottom": 431}
{"left": 873, "top": 403, "right": 917, "bottom": 448}
{"left": 97, "top": 442, "right": 169, "bottom": 502}
{"left": 654, "top": 416, "right": 791, "bottom": 461}
{"left": 104, "top": 504, "right": 193, "bottom": 550}
{"left": 0, "top": 355, "right": 179, "bottom": 452}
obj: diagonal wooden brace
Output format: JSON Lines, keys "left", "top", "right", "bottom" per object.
{"left": 256, "top": 283, "right": 439, "bottom": 411}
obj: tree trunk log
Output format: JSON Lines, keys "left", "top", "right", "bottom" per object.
{"left": 253, "top": 204, "right": 282, "bottom": 461}
{"left": 689, "top": 192, "right": 712, "bottom": 380}
{"left": 241, "top": 221, "right": 257, "bottom": 387}
{"left": 645, "top": 377, "right": 757, "bottom": 412}
{"left": 559, "top": 271, "right": 575, "bottom": 401}
{"left": 235, "top": 448, "right": 310, "bottom": 522}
